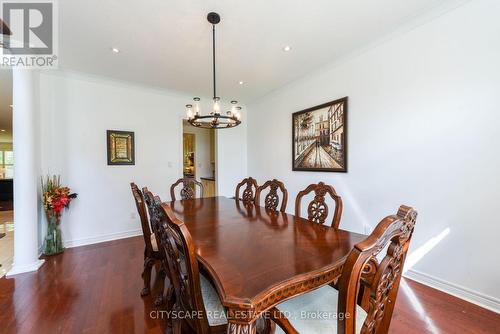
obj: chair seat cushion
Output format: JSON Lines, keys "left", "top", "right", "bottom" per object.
{"left": 200, "top": 274, "right": 227, "bottom": 326}
{"left": 150, "top": 233, "right": 158, "bottom": 251}
{"left": 275, "top": 285, "right": 367, "bottom": 334}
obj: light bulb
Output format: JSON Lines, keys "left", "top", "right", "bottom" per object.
{"left": 213, "top": 98, "right": 221, "bottom": 114}
{"left": 231, "top": 100, "right": 237, "bottom": 115}
{"left": 186, "top": 104, "right": 193, "bottom": 119}
{"left": 235, "top": 106, "right": 242, "bottom": 120}
{"left": 194, "top": 97, "right": 201, "bottom": 115}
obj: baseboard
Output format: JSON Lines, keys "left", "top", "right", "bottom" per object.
{"left": 63, "top": 229, "right": 142, "bottom": 249}
{"left": 404, "top": 269, "right": 500, "bottom": 314}
{"left": 7, "top": 259, "right": 45, "bottom": 277}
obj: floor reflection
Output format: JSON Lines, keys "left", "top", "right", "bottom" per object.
{"left": 1, "top": 234, "right": 498, "bottom": 333}
{"left": 399, "top": 279, "right": 441, "bottom": 334}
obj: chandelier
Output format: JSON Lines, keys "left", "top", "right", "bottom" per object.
{"left": 186, "top": 12, "right": 242, "bottom": 129}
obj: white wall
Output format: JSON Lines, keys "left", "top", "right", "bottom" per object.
{"left": 37, "top": 71, "right": 247, "bottom": 247}
{"left": 38, "top": 71, "right": 185, "bottom": 246}
{"left": 216, "top": 111, "right": 248, "bottom": 197}
{"left": 183, "top": 123, "right": 213, "bottom": 179}
{"left": 247, "top": 0, "right": 500, "bottom": 311}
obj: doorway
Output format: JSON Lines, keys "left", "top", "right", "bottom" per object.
{"left": 182, "top": 120, "right": 217, "bottom": 197}
{"left": 0, "top": 68, "right": 13, "bottom": 277}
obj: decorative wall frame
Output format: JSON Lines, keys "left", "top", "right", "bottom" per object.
{"left": 292, "top": 97, "right": 347, "bottom": 172}
{"left": 107, "top": 130, "right": 135, "bottom": 165}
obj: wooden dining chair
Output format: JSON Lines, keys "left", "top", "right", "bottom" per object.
{"left": 130, "top": 183, "right": 163, "bottom": 298}
{"left": 295, "top": 182, "right": 343, "bottom": 229}
{"left": 255, "top": 179, "right": 288, "bottom": 212}
{"left": 270, "top": 205, "right": 418, "bottom": 334}
{"left": 235, "top": 177, "right": 258, "bottom": 205}
{"left": 152, "top": 195, "right": 228, "bottom": 334}
{"left": 170, "top": 177, "right": 204, "bottom": 201}
{"left": 142, "top": 187, "right": 170, "bottom": 306}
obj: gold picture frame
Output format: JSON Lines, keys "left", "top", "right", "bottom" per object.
{"left": 107, "top": 130, "right": 135, "bottom": 165}
{"left": 292, "top": 97, "right": 347, "bottom": 172}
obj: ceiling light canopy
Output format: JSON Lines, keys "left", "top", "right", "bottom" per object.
{"left": 186, "top": 12, "right": 242, "bottom": 129}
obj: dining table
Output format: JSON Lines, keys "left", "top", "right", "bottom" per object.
{"left": 168, "top": 196, "right": 367, "bottom": 334}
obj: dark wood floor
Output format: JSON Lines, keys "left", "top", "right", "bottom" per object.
{"left": 0, "top": 236, "right": 498, "bottom": 334}
{"left": 0, "top": 200, "right": 13, "bottom": 211}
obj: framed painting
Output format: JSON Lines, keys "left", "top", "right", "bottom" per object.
{"left": 107, "top": 130, "right": 135, "bottom": 165}
{"left": 292, "top": 97, "right": 347, "bottom": 172}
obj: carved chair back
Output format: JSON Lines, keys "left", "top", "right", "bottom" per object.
{"left": 170, "top": 177, "right": 204, "bottom": 201}
{"left": 294, "top": 182, "right": 343, "bottom": 229}
{"left": 235, "top": 177, "right": 258, "bottom": 205}
{"left": 142, "top": 187, "right": 161, "bottom": 236}
{"left": 337, "top": 205, "right": 418, "bottom": 334}
{"left": 255, "top": 179, "right": 288, "bottom": 212}
{"left": 152, "top": 196, "right": 212, "bottom": 334}
{"left": 130, "top": 183, "right": 153, "bottom": 253}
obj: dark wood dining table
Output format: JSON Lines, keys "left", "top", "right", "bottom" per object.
{"left": 169, "top": 196, "right": 367, "bottom": 334}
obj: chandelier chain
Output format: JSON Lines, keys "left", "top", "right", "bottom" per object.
{"left": 212, "top": 24, "right": 216, "bottom": 100}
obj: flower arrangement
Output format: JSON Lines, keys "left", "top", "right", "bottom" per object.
{"left": 42, "top": 175, "right": 77, "bottom": 255}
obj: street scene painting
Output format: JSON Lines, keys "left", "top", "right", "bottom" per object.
{"left": 292, "top": 97, "right": 347, "bottom": 172}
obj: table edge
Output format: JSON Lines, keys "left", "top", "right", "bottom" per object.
{"left": 171, "top": 197, "right": 354, "bottom": 314}
{"left": 211, "top": 257, "right": 346, "bottom": 313}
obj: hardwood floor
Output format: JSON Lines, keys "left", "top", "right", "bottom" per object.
{"left": 0, "top": 236, "right": 498, "bottom": 334}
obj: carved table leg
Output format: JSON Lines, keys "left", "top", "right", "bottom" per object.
{"left": 226, "top": 308, "right": 258, "bottom": 334}
{"left": 227, "top": 321, "right": 257, "bottom": 334}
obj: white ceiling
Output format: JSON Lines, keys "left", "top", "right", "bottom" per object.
{"left": 0, "top": 0, "right": 464, "bottom": 145}
{"left": 57, "top": 0, "right": 465, "bottom": 103}
{"left": 0, "top": 0, "right": 464, "bottom": 126}
{"left": 2, "top": 0, "right": 464, "bottom": 140}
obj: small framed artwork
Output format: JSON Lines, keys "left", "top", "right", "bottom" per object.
{"left": 107, "top": 130, "right": 135, "bottom": 165}
{"left": 292, "top": 97, "right": 347, "bottom": 172}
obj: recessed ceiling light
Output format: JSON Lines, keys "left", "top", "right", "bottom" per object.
{"left": 9, "top": 105, "right": 13, "bottom": 108}
{"left": 283, "top": 45, "right": 291, "bottom": 52}
{"left": 0, "top": 129, "right": 5, "bottom": 132}
{"left": 238, "top": 81, "right": 244, "bottom": 85}
{"left": 111, "top": 47, "right": 120, "bottom": 53}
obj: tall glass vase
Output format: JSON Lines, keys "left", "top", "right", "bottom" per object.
{"left": 44, "top": 214, "right": 64, "bottom": 255}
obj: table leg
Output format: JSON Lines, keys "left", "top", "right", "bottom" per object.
{"left": 226, "top": 308, "right": 258, "bottom": 334}
{"left": 227, "top": 321, "right": 257, "bottom": 334}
